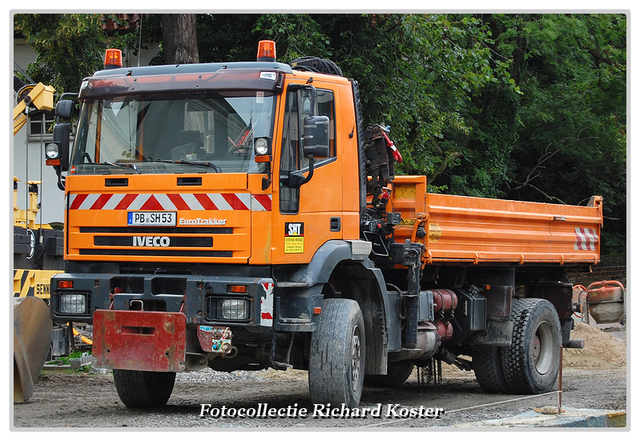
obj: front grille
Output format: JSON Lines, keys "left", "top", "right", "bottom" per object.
{"left": 109, "top": 276, "right": 186, "bottom": 308}
{"left": 80, "top": 226, "right": 232, "bottom": 234}
{"left": 80, "top": 249, "right": 232, "bottom": 257}
{"left": 110, "top": 276, "right": 144, "bottom": 293}
{"left": 151, "top": 277, "right": 186, "bottom": 295}
{"left": 93, "top": 236, "right": 213, "bottom": 247}
{"left": 77, "top": 225, "right": 235, "bottom": 258}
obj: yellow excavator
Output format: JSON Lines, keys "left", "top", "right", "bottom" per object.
{"left": 13, "top": 77, "right": 59, "bottom": 403}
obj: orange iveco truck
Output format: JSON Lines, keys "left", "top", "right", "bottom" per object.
{"left": 46, "top": 41, "right": 603, "bottom": 408}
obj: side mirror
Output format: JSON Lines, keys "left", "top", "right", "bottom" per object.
{"left": 303, "top": 115, "right": 330, "bottom": 157}
{"left": 287, "top": 116, "right": 330, "bottom": 188}
{"left": 55, "top": 100, "right": 74, "bottom": 121}
{"left": 45, "top": 98, "right": 75, "bottom": 190}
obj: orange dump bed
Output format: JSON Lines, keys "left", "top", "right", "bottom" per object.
{"left": 391, "top": 176, "right": 603, "bottom": 266}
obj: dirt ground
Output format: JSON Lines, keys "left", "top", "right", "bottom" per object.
{"left": 12, "top": 322, "right": 627, "bottom": 430}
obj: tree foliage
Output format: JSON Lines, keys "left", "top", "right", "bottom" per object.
{"left": 14, "top": 14, "right": 107, "bottom": 95}
{"left": 14, "top": 13, "right": 626, "bottom": 254}
{"left": 493, "top": 14, "right": 626, "bottom": 253}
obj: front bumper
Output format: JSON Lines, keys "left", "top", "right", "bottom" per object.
{"left": 51, "top": 272, "right": 276, "bottom": 372}
{"left": 50, "top": 272, "right": 275, "bottom": 329}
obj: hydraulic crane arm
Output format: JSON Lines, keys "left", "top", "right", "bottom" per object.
{"left": 14, "top": 82, "right": 55, "bottom": 135}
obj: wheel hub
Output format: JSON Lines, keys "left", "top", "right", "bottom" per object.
{"left": 351, "top": 329, "right": 361, "bottom": 391}
{"left": 533, "top": 335, "right": 541, "bottom": 363}
{"left": 533, "top": 321, "right": 554, "bottom": 375}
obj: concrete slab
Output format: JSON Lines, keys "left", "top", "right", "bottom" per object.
{"left": 452, "top": 407, "right": 626, "bottom": 428}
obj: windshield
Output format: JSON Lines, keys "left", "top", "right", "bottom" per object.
{"left": 70, "top": 91, "right": 275, "bottom": 175}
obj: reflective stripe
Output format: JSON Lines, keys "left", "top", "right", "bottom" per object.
{"left": 68, "top": 193, "right": 271, "bottom": 211}
{"left": 574, "top": 227, "right": 598, "bottom": 251}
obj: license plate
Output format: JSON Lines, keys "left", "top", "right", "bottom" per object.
{"left": 128, "top": 211, "right": 177, "bottom": 226}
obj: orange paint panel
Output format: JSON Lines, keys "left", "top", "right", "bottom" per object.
{"left": 390, "top": 176, "right": 602, "bottom": 265}
{"left": 64, "top": 172, "right": 259, "bottom": 264}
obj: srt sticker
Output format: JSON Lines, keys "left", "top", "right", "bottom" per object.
{"left": 284, "top": 223, "right": 304, "bottom": 254}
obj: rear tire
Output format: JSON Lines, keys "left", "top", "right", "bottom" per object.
{"left": 472, "top": 345, "right": 510, "bottom": 393}
{"left": 309, "top": 298, "right": 366, "bottom": 408}
{"left": 501, "top": 298, "right": 561, "bottom": 394}
{"left": 113, "top": 369, "right": 176, "bottom": 408}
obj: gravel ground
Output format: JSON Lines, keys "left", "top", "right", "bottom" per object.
{"left": 12, "top": 366, "right": 626, "bottom": 429}
{"left": 12, "top": 322, "right": 628, "bottom": 430}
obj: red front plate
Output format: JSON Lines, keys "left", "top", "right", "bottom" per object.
{"left": 93, "top": 310, "right": 186, "bottom": 372}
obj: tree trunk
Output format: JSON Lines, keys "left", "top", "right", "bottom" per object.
{"left": 161, "top": 14, "right": 199, "bottom": 64}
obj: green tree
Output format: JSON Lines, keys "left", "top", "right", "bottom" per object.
{"left": 493, "top": 14, "right": 626, "bottom": 254}
{"left": 196, "top": 14, "right": 261, "bottom": 63}
{"left": 253, "top": 14, "right": 518, "bottom": 194}
{"left": 14, "top": 14, "right": 108, "bottom": 95}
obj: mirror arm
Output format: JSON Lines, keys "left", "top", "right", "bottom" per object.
{"left": 262, "top": 164, "right": 272, "bottom": 191}
{"left": 303, "top": 154, "right": 315, "bottom": 185}
{"left": 56, "top": 170, "right": 65, "bottom": 191}
{"left": 287, "top": 154, "right": 316, "bottom": 188}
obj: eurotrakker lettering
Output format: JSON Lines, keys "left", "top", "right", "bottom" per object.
{"left": 180, "top": 217, "right": 227, "bottom": 226}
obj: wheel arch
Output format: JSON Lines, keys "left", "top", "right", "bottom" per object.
{"left": 274, "top": 240, "right": 391, "bottom": 375}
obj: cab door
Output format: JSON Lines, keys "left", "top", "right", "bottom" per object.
{"left": 272, "top": 81, "right": 343, "bottom": 264}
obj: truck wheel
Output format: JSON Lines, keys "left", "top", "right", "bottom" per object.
{"left": 112, "top": 369, "right": 176, "bottom": 408}
{"left": 472, "top": 346, "right": 510, "bottom": 393}
{"left": 309, "top": 298, "right": 365, "bottom": 408}
{"left": 365, "top": 361, "right": 414, "bottom": 387}
{"left": 501, "top": 298, "right": 561, "bottom": 394}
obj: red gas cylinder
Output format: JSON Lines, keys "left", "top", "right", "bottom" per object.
{"left": 432, "top": 289, "right": 458, "bottom": 313}
{"left": 435, "top": 321, "right": 454, "bottom": 340}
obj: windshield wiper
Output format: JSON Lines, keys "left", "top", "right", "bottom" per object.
{"left": 100, "top": 161, "right": 142, "bottom": 174}
{"left": 145, "top": 158, "right": 221, "bottom": 173}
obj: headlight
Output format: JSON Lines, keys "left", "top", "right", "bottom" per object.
{"left": 45, "top": 142, "right": 61, "bottom": 160}
{"left": 59, "top": 293, "right": 88, "bottom": 315}
{"left": 220, "top": 299, "right": 249, "bottom": 320}
{"left": 254, "top": 137, "right": 270, "bottom": 156}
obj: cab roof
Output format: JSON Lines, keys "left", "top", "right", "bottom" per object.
{"left": 91, "top": 61, "right": 293, "bottom": 78}
{"left": 80, "top": 62, "right": 294, "bottom": 99}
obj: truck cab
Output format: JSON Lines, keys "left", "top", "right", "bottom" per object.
{"left": 49, "top": 42, "right": 377, "bottom": 405}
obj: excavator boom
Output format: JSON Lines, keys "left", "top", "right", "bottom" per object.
{"left": 13, "top": 82, "right": 55, "bottom": 135}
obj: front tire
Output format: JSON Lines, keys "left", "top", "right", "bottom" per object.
{"left": 501, "top": 298, "right": 561, "bottom": 394}
{"left": 309, "top": 298, "right": 366, "bottom": 408}
{"left": 113, "top": 369, "right": 176, "bottom": 408}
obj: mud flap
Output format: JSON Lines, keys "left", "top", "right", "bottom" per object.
{"left": 93, "top": 310, "right": 186, "bottom": 372}
{"left": 14, "top": 297, "right": 54, "bottom": 403}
